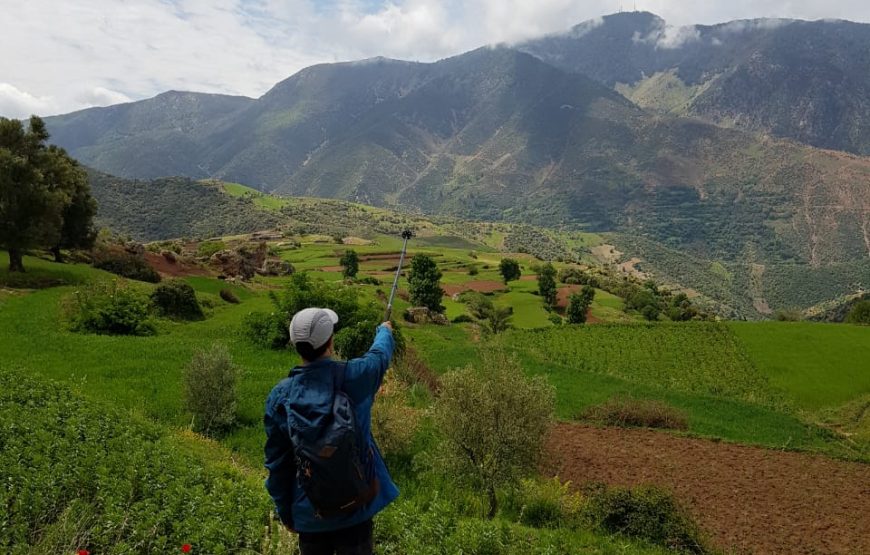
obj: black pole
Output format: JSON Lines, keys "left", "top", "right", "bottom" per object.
{"left": 384, "top": 230, "right": 413, "bottom": 321}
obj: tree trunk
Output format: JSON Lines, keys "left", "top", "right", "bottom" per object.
{"left": 51, "top": 245, "right": 64, "bottom": 263}
{"left": 486, "top": 485, "right": 498, "bottom": 520}
{"left": 8, "top": 247, "right": 24, "bottom": 272}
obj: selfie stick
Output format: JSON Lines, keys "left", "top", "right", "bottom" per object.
{"left": 384, "top": 230, "right": 413, "bottom": 321}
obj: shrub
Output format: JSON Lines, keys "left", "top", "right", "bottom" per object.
{"left": 452, "top": 314, "right": 475, "bottom": 324}
{"left": 356, "top": 276, "right": 382, "bottom": 286}
{"left": 641, "top": 304, "right": 661, "bottom": 321}
{"left": 774, "top": 308, "right": 802, "bottom": 322}
{"left": 433, "top": 351, "right": 555, "bottom": 518}
{"left": 219, "top": 288, "right": 240, "bottom": 304}
{"left": 242, "top": 273, "right": 393, "bottom": 357}
{"left": 92, "top": 249, "right": 161, "bottom": 283}
{"left": 580, "top": 397, "right": 689, "bottom": 430}
{"left": 467, "top": 263, "right": 479, "bottom": 276}
{"left": 583, "top": 485, "right": 706, "bottom": 553}
{"left": 150, "top": 279, "right": 203, "bottom": 320}
{"left": 548, "top": 313, "right": 563, "bottom": 326}
{"left": 242, "top": 311, "right": 288, "bottom": 350}
{"left": 196, "top": 240, "right": 226, "bottom": 258}
{"left": 65, "top": 281, "right": 155, "bottom": 336}
{"left": 846, "top": 300, "right": 870, "bottom": 325}
{"left": 183, "top": 344, "right": 240, "bottom": 435}
{"left": 371, "top": 374, "right": 421, "bottom": 458}
{"left": 514, "top": 478, "right": 584, "bottom": 529}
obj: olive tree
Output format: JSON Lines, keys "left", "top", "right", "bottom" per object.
{"left": 433, "top": 351, "right": 555, "bottom": 518}
{"left": 0, "top": 116, "right": 95, "bottom": 271}
{"left": 537, "top": 263, "right": 557, "bottom": 310}
{"left": 340, "top": 248, "right": 360, "bottom": 279}
{"left": 408, "top": 254, "right": 444, "bottom": 312}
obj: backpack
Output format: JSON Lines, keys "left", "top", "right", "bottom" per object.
{"left": 288, "top": 363, "right": 379, "bottom": 518}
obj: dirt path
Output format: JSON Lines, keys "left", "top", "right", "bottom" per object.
{"left": 546, "top": 423, "right": 870, "bottom": 555}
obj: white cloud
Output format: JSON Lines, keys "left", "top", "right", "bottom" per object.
{"left": 633, "top": 23, "right": 701, "bottom": 49}
{"left": 0, "top": 83, "right": 57, "bottom": 119}
{"left": 2, "top": 0, "right": 870, "bottom": 117}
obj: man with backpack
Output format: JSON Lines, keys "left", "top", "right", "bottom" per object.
{"left": 264, "top": 307, "right": 398, "bottom": 555}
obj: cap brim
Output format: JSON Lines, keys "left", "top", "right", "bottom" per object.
{"left": 323, "top": 308, "right": 339, "bottom": 324}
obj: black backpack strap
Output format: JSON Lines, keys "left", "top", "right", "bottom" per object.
{"left": 334, "top": 361, "right": 348, "bottom": 393}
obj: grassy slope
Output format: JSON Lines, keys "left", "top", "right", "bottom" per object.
{"left": 729, "top": 322, "right": 870, "bottom": 411}
{"left": 0, "top": 253, "right": 671, "bottom": 554}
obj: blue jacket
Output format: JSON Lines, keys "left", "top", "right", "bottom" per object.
{"left": 264, "top": 325, "right": 399, "bottom": 533}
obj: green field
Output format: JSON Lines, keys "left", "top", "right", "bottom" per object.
{"left": 2, "top": 241, "right": 868, "bottom": 553}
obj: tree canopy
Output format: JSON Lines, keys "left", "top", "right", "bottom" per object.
{"left": 339, "top": 249, "right": 360, "bottom": 279}
{"left": 499, "top": 258, "right": 521, "bottom": 284}
{"left": 0, "top": 116, "right": 95, "bottom": 271}
{"left": 537, "top": 263, "right": 557, "bottom": 310}
{"left": 408, "top": 254, "right": 444, "bottom": 313}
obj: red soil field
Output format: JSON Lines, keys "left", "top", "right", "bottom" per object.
{"left": 442, "top": 281, "right": 508, "bottom": 296}
{"left": 546, "top": 423, "right": 870, "bottom": 555}
{"left": 144, "top": 252, "right": 210, "bottom": 277}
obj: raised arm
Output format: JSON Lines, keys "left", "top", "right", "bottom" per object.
{"left": 343, "top": 323, "right": 395, "bottom": 403}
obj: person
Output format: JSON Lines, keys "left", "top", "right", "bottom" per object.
{"left": 264, "top": 307, "right": 398, "bottom": 555}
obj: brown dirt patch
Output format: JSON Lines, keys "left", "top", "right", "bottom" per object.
{"left": 546, "top": 423, "right": 870, "bottom": 555}
{"left": 519, "top": 274, "right": 537, "bottom": 281}
{"left": 442, "top": 280, "right": 507, "bottom": 296}
{"left": 320, "top": 266, "right": 344, "bottom": 272}
{"left": 555, "top": 285, "right": 580, "bottom": 308}
{"left": 144, "top": 252, "right": 210, "bottom": 277}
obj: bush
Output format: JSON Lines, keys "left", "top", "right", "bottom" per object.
{"left": 150, "top": 279, "right": 203, "bottom": 320}
{"left": 196, "top": 240, "right": 226, "bottom": 258}
{"left": 583, "top": 485, "right": 706, "bottom": 553}
{"left": 548, "top": 313, "right": 563, "bottom": 326}
{"left": 371, "top": 374, "right": 421, "bottom": 458}
{"left": 467, "top": 264, "right": 479, "bottom": 276}
{"left": 514, "top": 478, "right": 584, "bottom": 529}
{"left": 433, "top": 351, "right": 555, "bottom": 518}
{"left": 65, "top": 281, "right": 155, "bottom": 336}
{"left": 183, "top": 344, "right": 240, "bottom": 435}
{"left": 92, "top": 249, "right": 161, "bottom": 283}
{"left": 356, "top": 276, "right": 382, "bottom": 286}
{"left": 580, "top": 397, "right": 689, "bottom": 430}
{"left": 774, "top": 308, "right": 802, "bottom": 322}
{"left": 219, "top": 288, "right": 240, "bottom": 304}
{"left": 242, "top": 273, "right": 393, "bottom": 357}
{"left": 452, "top": 314, "right": 475, "bottom": 324}
{"left": 846, "top": 300, "right": 870, "bottom": 325}
{"left": 242, "top": 311, "right": 288, "bottom": 350}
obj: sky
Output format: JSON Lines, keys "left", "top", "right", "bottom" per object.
{"left": 2, "top": 0, "right": 870, "bottom": 118}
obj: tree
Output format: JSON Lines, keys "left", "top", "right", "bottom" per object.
{"left": 408, "top": 254, "right": 444, "bottom": 313}
{"left": 184, "top": 343, "right": 240, "bottom": 435}
{"left": 499, "top": 258, "right": 521, "bottom": 284}
{"left": 567, "top": 285, "right": 595, "bottom": 324}
{"left": 483, "top": 305, "right": 513, "bottom": 334}
{"left": 846, "top": 301, "right": 870, "bottom": 325}
{"left": 433, "top": 351, "right": 555, "bottom": 519}
{"left": 339, "top": 249, "right": 359, "bottom": 279}
{"left": 52, "top": 168, "right": 97, "bottom": 262}
{"left": 537, "top": 263, "right": 557, "bottom": 310}
{"left": 0, "top": 116, "right": 94, "bottom": 272}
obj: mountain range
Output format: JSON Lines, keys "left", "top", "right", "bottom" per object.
{"left": 40, "top": 12, "right": 870, "bottom": 314}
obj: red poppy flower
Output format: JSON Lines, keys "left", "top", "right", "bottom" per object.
{"left": 181, "top": 544, "right": 191, "bottom": 553}
{"left": 78, "top": 551, "right": 89, "bottom": 555}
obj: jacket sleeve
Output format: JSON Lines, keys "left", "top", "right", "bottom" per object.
{"left": 344, "top": 325, "right": 395, "bottom": 404}
{"left": 263, "top": 396, "right": 296, "bottom": 530}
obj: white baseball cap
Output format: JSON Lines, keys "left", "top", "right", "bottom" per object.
{"left": 289, "top": 308, "right": 339, "bottom": 349}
